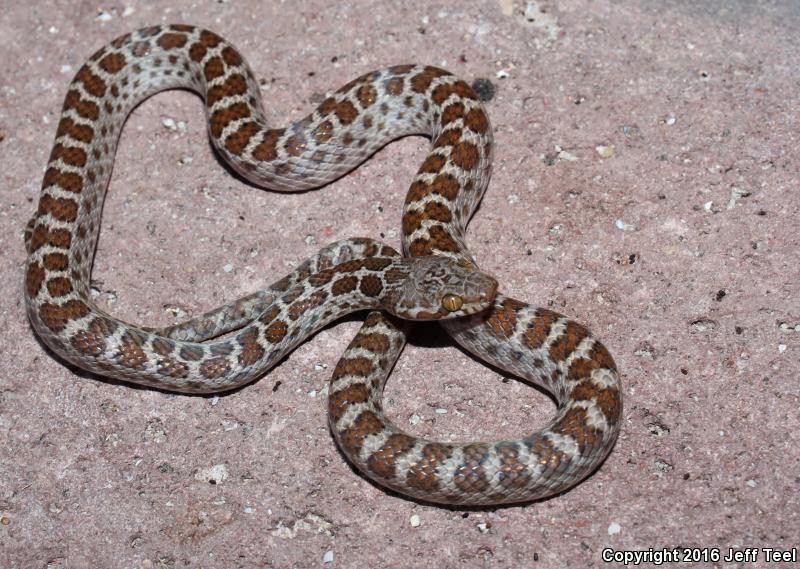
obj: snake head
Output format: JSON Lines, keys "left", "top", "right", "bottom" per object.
{"left": 389, "top": 257, "right": 498, "bottom": 320}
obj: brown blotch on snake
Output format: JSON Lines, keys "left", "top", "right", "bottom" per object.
{"left": 49, "top": 142, "right": 89, "bottom": 167}
{"left": 328, "top": 383, "right": 370, "bottom": 424}
{"left": 367, "top": 433, "right": 416, "bottom": 480}
{"left": 405, "top": 443, "right": 453, "bottom": 492}
{"left": 62, "top": 91, "right": 100, "bottom": 121}
{"left": 340, "top": 410, "right": 384, "bottom": 455}
{"left": 25, "top": 263, "right": 45, "bottom": 298}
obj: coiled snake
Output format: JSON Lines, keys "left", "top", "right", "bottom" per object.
{"left": 24, "top": 25, "right": 622, "bottom": 505}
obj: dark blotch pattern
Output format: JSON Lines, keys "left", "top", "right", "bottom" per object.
{"left": 405, "top": 443, "right": 452, "bottom": 492}
{"left": 116, "top": 330, "right": 148, "bottom": 369}
{"left": 453, "top": 444, "right": 491, "bottom": 494}
{"left": 340, "top": 410, "right": 383, "bottom": 455}
{"left": 157, "top": 33, "right": 188, "bottom": 50}
{"left": 549, "top": 320, "right": 590, "bottom": 362}
{"left": 367, "top": 434, "right": 416, "bottom": 480}
{"left": 39, "top": 300, "right": 90, "bottom": 332}
{"left": 264, "top": 320, "right": 288, "bottom": 343}
{"left": 552, "top": 407, "right": 601, "bottom": 454}
{"left": 410, "top": 66, "right": 450, "bottom": 94}
{"left": 485, "top": 298, "right": 526, "bottom": 339}
{"left": 359, "top": 275, "right": 383, "bottom": 297}
{"left": 522, "top": 309, "right": 560, "bottom": 349}
{"left": 25, "top": 262, "right": 45, "bottom": 298}
{"left": 332, "top": 356, "right": 374, "bottom": 380}
{"left": 199, "top": 357, "right": 230, "bottom": 379}
{"left": 331, "top": 275, "right": 358, "bottom": 296}
{"left": 75, "top": 65, "right": 107, "bottom": 97}
{"left": 329, "top": 383, "right": 369, "bottom": 424}
{"left": 98, "top": 52, "right": 127, "bottom": 74}
{"left": 237, "top": 328, "right": 265, "bottom": 366}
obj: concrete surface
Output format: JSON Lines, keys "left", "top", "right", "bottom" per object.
{"left": 1, "top": 1, "right": 798, "bottom": 567}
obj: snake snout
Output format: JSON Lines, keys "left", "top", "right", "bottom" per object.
{"left": 461, "top": 271, "right": 498, "bottom": 313}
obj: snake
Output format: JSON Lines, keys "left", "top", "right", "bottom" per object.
{"left": 24, "top": 25, "right": 622, "bottom": 505}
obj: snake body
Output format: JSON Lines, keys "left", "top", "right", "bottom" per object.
{"left": 24, "top": 25, "right": 622, "bottom": 505}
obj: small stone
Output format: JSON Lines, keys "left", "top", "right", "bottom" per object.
{"left": 409, "top": 514, "right": 421, "bottom": 527}
{"left": 614, "top": 219, "right": 636, "bottom": 231}
{"left": 323, "top": 550, "right": 334, "bottom": 564}
{"left": 162, "top": 118, "right": 177, "bottom": 131}
{"left": 655, "top": 459, "right": 673, "bottom": 473}
{"left": 608, "top": 522, "right": 621, "bottom": 535}
{"left": 95, "top": 10, "right": 113, "bottom": 22}
{"left": 647, "top": 422, "right": 670, "bottom": 437}
{"left": 524, "top": 2, "right": 541, "bottom": 21}
{"left": 727, "top": 187, "right": 751, "bottom": 209}
{"left": 557, "top": 148, "right": 578, "bottom": 161}
{"left": 778, "top": 344, "right": 787, "bottom": 354}
{"left": 145, "top": 419, "right": 167, "bottom": 443}
{"left": 435, "top": 408, "right": 448, "bottom": 414}
{"left": 122, "top": 6, "right": 135, "bottom": 16}
{"left": 746, "top": 479, "right": 757, "bottom": 488}
{"left": 471, "top": 78, "right": 496, "bottom": 102}
{"left": 223, "top": 263, "right": 234, "bottom": 273}
{"left": 164, "top": 305, "right": 188, "bottom": 319}
{"left": 409, "top": 414, "right": 421, "bottom": 426}
{"left": 195, "top": 464, "right": 229, "bottom": 485}
{"left": 595, "top": 145, "right": 615, "bottom": 158}
{"left": 691, "top": 319, "right": 716, "bottom": 333}
{"left": 621, "top": 124, "right": 640, "bottom": 137}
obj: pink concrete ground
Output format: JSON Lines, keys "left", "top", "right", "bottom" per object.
{"left": 2, "top": 1, "right": 798, "bottom": 567}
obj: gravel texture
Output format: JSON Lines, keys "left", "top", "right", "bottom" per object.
{"left": 1, "top": 1, "right": 798, "bottom": 567}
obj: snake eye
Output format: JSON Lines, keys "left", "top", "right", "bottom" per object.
{"left": 441, "top": 294, "right": 463, "bottom": 312}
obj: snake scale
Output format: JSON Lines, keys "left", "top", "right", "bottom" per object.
{"left": 24, "top": 25, "right": 622, "bottom": 505}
